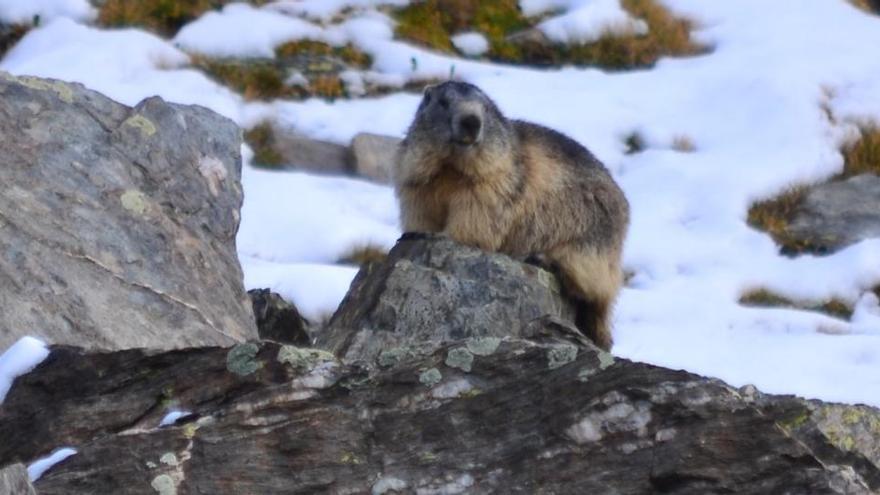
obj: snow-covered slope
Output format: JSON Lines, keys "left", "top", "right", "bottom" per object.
{"left": 1, "top": 0, "right": 879, "bottom": 406}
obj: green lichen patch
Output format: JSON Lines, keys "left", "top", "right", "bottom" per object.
{"left": 226, "top": 342, "right": 262, "bottom": 376}
{"left": 277, "top": 345, "right": 335, "bottom": 371}
{"left": 739, "top": 288, "right": 853, "bottom": 320}
{"left": 465, "top": 336, "right": 501, "bottom": 356}
{"left": 378, "top": 346, "right": 416, "bottom": 368}
{"left": 122, "top": 114, "right": 157, "bottom": 137}
{"left": 547, "top": 343, "right": 578, "bottom": 369}
{"left": 120, "top": 189, "right": 150, "bottom": 215}
{"left": 445, "top": 347, "right": 474, "bottom": 372}
{"left": 14, "top": 75, "right": 74, "bottom": 103}
{"left": 150, "top": 474, "right": 177, "bottom": 495}
{"left": 419, "top": 367, "right": 443, "bottom": 387}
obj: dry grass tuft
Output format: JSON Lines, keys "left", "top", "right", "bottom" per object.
{"left": 0, "top": 23, "right": 29, "bottom": 58}
{"left": 338, "top": 245, "right": 389, "bottom": 266}
{"left": 193, "top": 57, "right": 296, "bottom": 100}
{"left": 244, "top": 121, "right": 284, "bottom": 168}
{"left": 672, "top": 135, "right": 696, "bottom": 152}
{"left": 275, "top": 40, "right": 372, "bottom": 68}
{"left": 840, "top": 122, "right": 880, "bottom": 178}
{"left": 623, "top": 131, "right": 647, "bottom": 154}
{"left": 393, "top": 0, "right": 707, "bottom": 69}
{"left": 98, "top": 0, "right": 232, "bottom": 36}
{"left": 746, "top": 185, "right": 819, "bottom": 255}
{"left": 740, "top": 288, "right": 853, "bottom": 320}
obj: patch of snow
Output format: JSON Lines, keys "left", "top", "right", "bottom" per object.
{"left": 0, "top": 0, "right": 95, "bottom": 25}
{"left": 0, "top": 337, "right": 50, "bottom": 404}
{"left": 27, "top": 447, "right": 77, "bottom": 481}
{"left": 451, "top": 32, "right": 489, "bottom": 57}
{"left": 173, "top": 3, "right": 331, "bottom": 58}
{"left": 159, "top": 410, "right": 193, "bottom": 427}
{"left": 0, "top": 18, "right": 245, "bottom": 122}
{"left": 536, "top": 0, "right": 649, "bottom": 44}
{"left": 268, "top": 0, "right": 410, "bottom": 22}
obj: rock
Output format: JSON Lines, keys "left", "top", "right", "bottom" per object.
{"left": 258, "top": 120, "right": 352, "bottom": 174}
{"left": 351, "top": 132, "right": 401, "bottom": 183}
{"left": 2, "top": 335, "right": 878, "bottom": 493}
{"left": 248, "top": 288, "right": 311, "bottom": 346}
{"left": 0, "top": 72, "right": 257, "bottom": 350}
{"left": 2, "top": 237, "right": 878, "bottom": 493}
{"left": 786, "top": 174, "right": 880, "bottom": 253}
{"left": 0, "top": 463, "right": 35, "bottom": 495}
{"left": 318, "top": 233, "right": 577, "bottom": 364}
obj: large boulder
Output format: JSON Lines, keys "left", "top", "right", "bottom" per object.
{"left": 0, "top": 72, "right": 257, "bottom": 350}
{"left": 1, "top": 238, "right": 878, "bottom": 494}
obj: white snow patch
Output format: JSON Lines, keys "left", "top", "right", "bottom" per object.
{"left": 0, "top": 0, "right": 95, "bottom": 25}
{"left": 268, "top": 0, "right": 410, "bottom": 21}
{"left": 451, "top": 32, "right": 489, "bottom": 57}
{"left": 159, "top": 410, "right": 193, "bottom": 427}
{"left": 536, "top": 0, "right": 649, "bottom": 44}
{"left": 0, "top": 18, "right": 245, "bottom": 122}
{"left": 173, "top": 3, "right": 329, "bottom": 58}
{"left": 27, "top": 448, "right": 77, "bottom": 481}
{"left": 0, "top": 337, "right": 50, "bottom": 403}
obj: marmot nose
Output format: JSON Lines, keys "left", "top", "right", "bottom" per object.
{"left": 455, "top": 114, "right": 482, "bottom": 144}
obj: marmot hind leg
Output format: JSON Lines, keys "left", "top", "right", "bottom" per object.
{"left": 549, "top": 244, "right": 622, "bottom": 351}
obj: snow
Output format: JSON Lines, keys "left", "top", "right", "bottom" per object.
{"left": 451, "top": 32, "right": 490, "bottom": 57}
{"left": 0, "top": 0, "right": 879, "bottom": 407}
{"left": 0, "top": 0, "right": 95, "bottom": 25}
{"left": 173, "top": 3, "right": 330, "bottom": 58}
{"left": 267, "top": 0, "right": 410, "bottom": 21}
{"left": 0, "top": 337, "right": 50, "bottom": 404}
{"left": 536, "top": 0, "right": 649, "bottom": 44}
{"left": 159, "top": 410, "right": 193, "bottom": 427}
{"left": 27, "top": 448, "right": 77, "bottom": 481}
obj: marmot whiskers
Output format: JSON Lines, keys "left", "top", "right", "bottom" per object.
{"left": 394, "top": 81, "right": 629, "bottom": 351}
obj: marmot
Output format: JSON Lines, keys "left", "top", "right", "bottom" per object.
{"left": 393, "top": 81, "right": 629, "bottom": 351}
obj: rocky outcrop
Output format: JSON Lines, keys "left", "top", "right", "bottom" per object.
{"left": 786, "top": 174, "right": 880, "bottom": 253}
{"left": 318, "top": 233, "right": 577, "bottom": 363}
{"left": 0, "top": 463, "right": 35, "bottom": 495}
{"left": 248, "top": 288, "right": 311, "bottom": 345}
{"left": 1, "top": 237, "right": 878, "bottom": 494}
{"left": 0, "top": 72, "right": 257, "bottom": 350}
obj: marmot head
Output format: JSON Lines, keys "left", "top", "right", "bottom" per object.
{"left": 408, "top": 81, "right": 511, "bottom": 150}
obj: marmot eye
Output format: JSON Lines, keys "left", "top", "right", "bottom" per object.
{"left": 438, "top": 97, "right": 449, "bottom": 109}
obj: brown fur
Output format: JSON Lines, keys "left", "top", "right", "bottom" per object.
{"left": 395, "top": 82, "right": 629, "bottom": 350}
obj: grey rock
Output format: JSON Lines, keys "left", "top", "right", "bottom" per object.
{"left": 248, "top": 288, "right": 311, "bottom": 346}
{"left": 0, "top": 464, "right": 35, "bottom": 495}
{"left": 317, "top": 233, "right": 577, "bottom": 364}
{"left": 1, "top": 238, "right": 878, "bottom": 493}
{"left": 268, "top": 121, "right": 353, "bottom": 174}
{"left": 0, "top": 72, "right": 257, "bottom": 351}
{"left": 351, "top": 132, "right": 401, "bottom": 183}
{"left": 787, "top": 174, "right": 880, "bottom": 253}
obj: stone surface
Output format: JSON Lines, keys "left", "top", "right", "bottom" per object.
{"left": 248, "top": 288, "right": 311, "bottom": 346}
{"left": 270, "top": 121, "right": 352, "bottom": 174}
{"left": 1, "top": 335, "right": 877, "bottom": 493}
{"left": 2, "top": 237, "right": 878, "bottom": 494}
{"left": 0, "top": 463, "right": 35, "bottom": 495}
{"left": 351, "top": 132, "right": 401, "bottom": 183}
{"left": 786, "top": 174, "right": 880, "bottom": 253}
{"left": 317, "top": 233, "right": 577, "bottom": 364}
{"left": 0, "top": 72, "right": 257, "bottom": 350}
